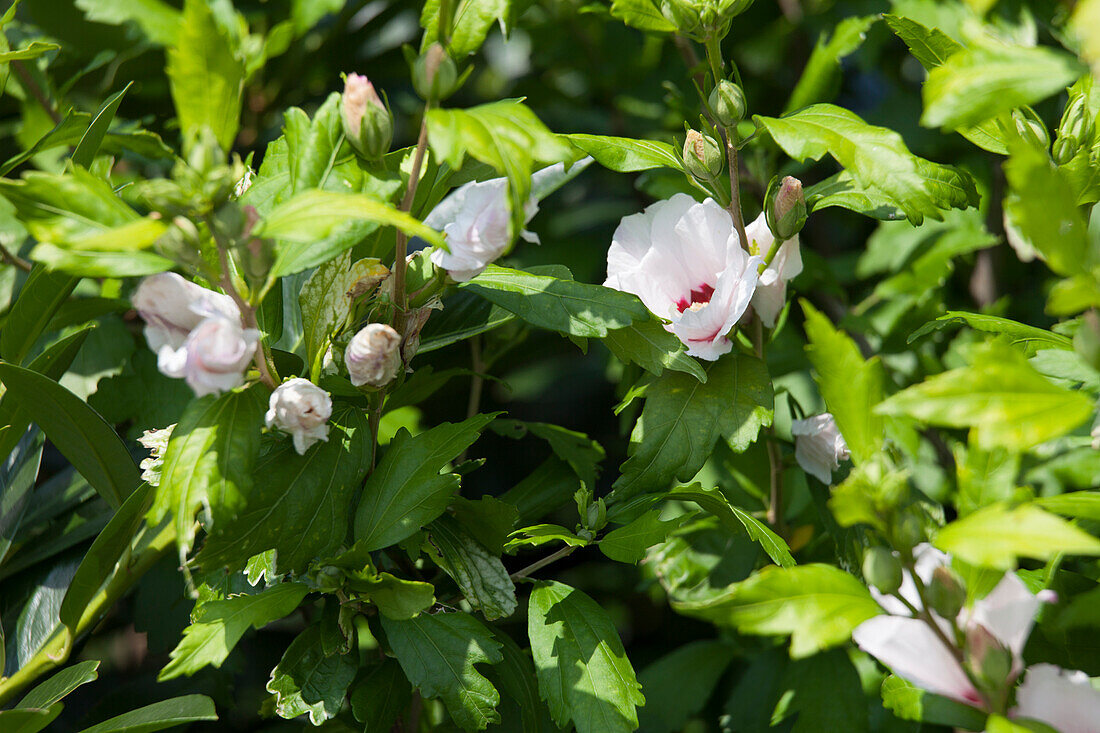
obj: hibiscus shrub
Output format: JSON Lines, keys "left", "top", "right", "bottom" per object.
{"left": 2, "top": 0, "right": 1100, "bottom": 731}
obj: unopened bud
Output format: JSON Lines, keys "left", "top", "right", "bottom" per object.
{"left": 893, "top": 513, "right": 924, "bottom": 549}
{"left": 342, "top": 74, "right": 394, "bottom": 161}
{"left": 413, "top": 43, "right": 459, "bottom": 102}
{"left": 965, "top": 624, "right": 1014, "bottom": 692}
{"left": 345, "top": 323, "right": 402, "bottom": 388}
{"left": 862, "top": 547, "right": 903, "bottom": 595}
{"left": 709, "top": 80, "right": 746, "bottom": 127}
{"left": 765, "top": 175, "right": 807, "bottom": 241}
{"left": 265, "top": 378, "right": 332, "bottom": 455}
{"left": 659, "top": 0, "right": 754, "bottom": 42}
{"left": 1054, "top": 95, "right": 1093, "bottom": 165}
{"left": 1011, "top": 107, "right": 1049, "bottom": 151}
{"left": 927, "top": 565, "right": 967, "bottom": 619}
{"left": 682, "top": 129, "right": 724, "bottom": 182}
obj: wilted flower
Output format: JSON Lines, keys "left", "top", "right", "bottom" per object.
{"left": 138, "top": 425, "right": 174, "bottom": 487}
{"left": 132, "top": 273, "right": 239, "bottom": 358}
{"left": 265, "top": 378, "right": 332, "bottom": 454}
{"left": 341, "top": 73, "right": 393, "bottom": 160}
{"left": 159, "top": 315, "right": 260, "bottom": 397}
{"left": 605, "top": 193, "right": 763, "bottom": 360}
{"left": 790, "top": 413, "right": 849, "bottom": 484}
{"left": 426, "top": 179, "right": 539, "bottom": 282}
{"left": 345, "top": 323, "right": 402, "bottom": 387}
{"left": 744, "top": 213, "right": 802, "bottom": 328}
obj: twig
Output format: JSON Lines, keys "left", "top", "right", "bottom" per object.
{"left": 393, "top": 111, "right": 431, "bottom": 335}
{"left": 0, "top": 243, "right": 32, "bottom": 272}
{"left": 510, "top": 545, "right": 577, "bottom": 582}
{"left": 753, "top": 318, "right": 785, "bottom": 532}
{"left": 12, "top": 60, "right": 61, "bottom": 124}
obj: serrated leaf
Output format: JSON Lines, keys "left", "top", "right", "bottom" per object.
{"left": 908, "top": 311, "right": 1072, "bottom": 350}
{"left": 666, "top": 484, "right": 794, "bottom": 567}
{"left": 198, "top": 407, "right": 370, "bottom": 574}
{"left": 564, "top": 133, "right": 682, "bottom": 172}
{"left": 600, "top": 509, "right": 691, "bottom": 564}
{"left": 160, "top": 582, "right": 308, "bottom": 679}
{"left": 347, "top": 571, "right": 435, "bottom": 620}
{"left": 349, "top": 660, "right": 412, "bottom": 731}
{"left": 149, "top": 386, "right": 265, "bottom": 559}
{"left": 608, "top": 0, "right": 676, "bottom": 32}
{"left": 267, "top": 624, "right": 357, "bottom": 725}
{"left": 603, "top": 318, "right": 708, "bottom": 382}
{"left": 426, "top": 515, "right": 517, "bottom": 620}
{"left": 613, "top": 353, "right": 773, "bottom": 500}
{"left": 505, "top": 524, "right": 589, "bottom": 551}
{"left": 935, "top": 503, "right": 1100, "bottom": 570}
{"left": 382, "top": 611, "right": 504, "bottom": 731}
{"left": 876, "top": 341, "right": 1093, "bottom": 451}
{"left": 756, "top": 104, "right": 977, "bottom": 224}
{"left": 528, "top": 580, "right": 644, "bottom": 733}
{"left": 354, "top": 414, "right": 496, "bottom": 551}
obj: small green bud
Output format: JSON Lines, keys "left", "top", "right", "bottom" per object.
{"left": 709, "top": 80, "right": 746, "bottom": 127}
{"left": 1074, "top": 310, "right": 1100, "bottom": 371}
{"left": 413, "top": 43, "right": 459, "bottom": 102}
{"left": 764, "top": 175, "right": 807, "bottom": 240}
{"left": 1054, "top": 95, "right": 1093, "bottom": 165}
{"left": 342, "top": 74, "right": 394, "bottom": 161}
{"left": 965, "top": 624, "right": 1014, "bottom": 693}
{"left": 682, "top": 129, "right": 724, "bottom": 182}
{"left": 659, "top": 0, "right": 755, "bottom": 42}
{"left": 893, "top": 512, "right": 924, "bottom": 549}
{"left": 927, "top": 565, "right": 967, "bottom": 619}
{"left": 862, "top": 547, "right": 903, "bottom": 595}
{"left": 1052, "top": 136, "right": 1078, "bottom": 165}
{"left": 315, "top": 565, "right": 345, "bottom": 593}
{"left": 1011, "top": 107, "right": 1049, "bottom": 151}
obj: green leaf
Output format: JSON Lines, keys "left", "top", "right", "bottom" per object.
{"left": 197, "top": 407, "right": 371, "bottom": 574}
{"left": 347, "top": 571, "right": 435, "bottom": 620}
{"left": 16, "top": 659, "right": 99, "bottom": 709}
{"left": 495, "top": 420, "right": 605, "bottom": 490}
{"left": 449, "top": 495, "right": 518, "bottom": 555}
{"left": 0, "top": 167, "right": 139, "bottom": 243}
{"left": 880, "top": 674, "right": 988, "bottom": 729}
{"left": 564, "top": 133, "right": 682, "bottom": 172}
{"left": 461, "top": 264, "right": 649, "bottom": 338}
{"left": 1035, "top": 491, "right": 1100, "bottom": 520}
{"left": 485, "top": 629, "right": 558, "bottom": 732}
{"left": 354, "top": 414, "right": 496, "bottom": 551}
{"left": 72, "top": 82, "right": 132, "bottom": 168}
{"left": 382, "top": 611, "right": 504, "bottom": 731}
{"left": 421, "top": 0, "right": 510, "bottom": 58}
{"left": 427, "top": 101, "right": 573, "bottom": 236}
{"left": 149, "top": 386, "right": 265, "bottom": 559}
{"left": 0, "top": 41, "right": 59, "bottom": 62}
{"left": 755, "top": 104, "right": 977, "bottom": 224}
{"left": 934, "top": 503, "right": 1100, "bottom": 570}
{"left": 608, "top": 0, "right": 676, "bottom": 32}
{"left": 804, "top": 170, "right": 906, "bottom": 221}
{"left": 785, "top": 16, "right": 877, "bottom": 113}
{"left": 666, "top": 484, "right": 794, "bottom": 567}
{"left": 60, "top": 484, "right": 154, "bottom": 632}
{"left": 0, "top": 429, "right": 42, "bottom": 568}
{"left": 167, "top": 0, "right": 245, "bottom": 151}
{"left": 876, "top": 341, "right": 1093, "bottom": 452}
{"left": 0, "top": 707, "right": 62, "bottom": 733}
{"left": 0, "top": 266, "right": 77, "bottom": 366}
{"left": 259, "top": 190, "right": 444, "bottom": 276}
{"left": 0, "top": 363, "right": 140, "bottom": 508}
{"left": 613, "top": 354, "right": 773, "bottom": 499}
{"left": 527, "top": 580, "right": 644, "bottom": 733}
{"left": 908, "top": 311, "right": 1072, "bottom": 350}
{"left": 160, "top": 582, "right": 309, "bottom": 679}
{"left": 637, "top": 640, "right": 733, "bottom": 733}
{"left": 922, "top": 40, "right": 1083, "bottom": 130}
{"left": 74, "top": 695, "right": 217, "bottom": 733}
{"left": 505, "top": 523, "right": 589, "bottom": 551}
{"left": 600, "top": 509, "right": 692, "bottom": 564}
{"left": 1003, "top": 142, "right": 1091, "bottom": 277}
{"left": 349, "top": 660, "right": 412, "bottom": 732}
{"left": 679, "top": 564, "right": 880, "bottom": 658}
{"left": 802, "top": 300, "right": 884, "bottom": 463}
{"left": 74, "top": 0, "right": 182, "bottom": 46}
{"left": 500, "top": 457, "right": 581, "bottom": 524}
{"left": 603, "top": 318, "right": 707, "bottom": 382}
{"left": 267, "top": 624, "right": 357, "bottom": 725}
{"left": 425, "top": 515, "right": 516, "bottom": 620}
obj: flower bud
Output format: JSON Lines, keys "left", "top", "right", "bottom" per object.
{"left": 413, "top": 43, "right": 459, "bottom": 102}
{"left": 1052, "top": 136, "right": 1077, "bottom": 166}
{"left": 927, "top": 565, "right": 967, "bottom": 620}
{"left": 265, "top": 378, "right": 333, "bottom": 455}
{"left": 1054, "top": 94, "right": 1093, "bottom": 165}
{"left": 964, "top": 624, "right": 1014, "bottom": 692}
{"left": 709, "top": 80, "right": 746, "bottom": 127}
{"left": 132, "top": 272, "right": 240, "bottom": 356}
{"left": 1011, "top": 107, "right": 1050, "bottom": 151}
{"left": 659, "top": 0, "right": 754, "bottom": 42}
{"left": 345, "top": 323, "right": 402, "bottom": 388}
{"left": 863, "top": 547, "right": 903, "bottom": 595}
{"left": 893, "top": 512, "right": 924, "bottom": 549}
{"left": 682, "top": 129, "right": 724, "bottom": 183}
{"left": 341, "top": 74, "right": 394, "bottom": 161}
{"left": 765, "top": 175, "right": 807, "bottom": 241}
{"left": 159, "top": 315, "right": 260, "bottom": 397}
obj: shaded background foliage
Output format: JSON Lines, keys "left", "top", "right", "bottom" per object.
{"left": 0, "top": 0, "right": 1092, "bottom": 730}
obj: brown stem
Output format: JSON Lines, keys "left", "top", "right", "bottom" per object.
{"left": 12, "top": 60, "right": 61, "bottom": 124}
{"left": 510, "top": 544, "right": 577, "bottom": 582}
{"left": 406, "top": 692, "right": 422, "bottom": 733}
{"left": 0, "top": 243, "right": 32, "bottom": 272}
{"left": 724, "top": 131, "right": 749, "bottom": 251}
{"left": 393, "top": 112, "right": 432, "bottom": 335}
{"left": 753, "top": 318, "right": 785, "bottom": 532}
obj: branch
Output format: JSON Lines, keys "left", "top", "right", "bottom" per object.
{"left": 393, "top": 110, "right": 432, "bottom": 335}
{"left": 12, "top": 60, "right": 61, "bottom": 125}
{"left": 510, "top": 544, "right": 577, "bottom": 582}
{"left": 0, "top": 243, "right": 32, "bottom": 272}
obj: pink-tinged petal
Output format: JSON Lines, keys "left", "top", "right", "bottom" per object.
{"left": 970, "top": 572, "right": 1041, "bottom": 665}
{"left": 1014, "top": 664, "right": 1100, "bottom": 733}
{"left": 853, "top": 615, "right": 983, "bottom": 706}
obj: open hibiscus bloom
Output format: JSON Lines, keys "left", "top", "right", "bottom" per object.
{"left": 744, "top": 212, "right": 802, "bottom": 328}
{"left": 853, "top": 544, "right": 1100, "bottom": 732}
{"left": 605, "top": 193, "right": 762, "bottom": 360}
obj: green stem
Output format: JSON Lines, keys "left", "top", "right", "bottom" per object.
{"left": 393, "top": 108, "right": 432, "bottom": 337}
{"left": 510, "top": 544, "right": 577, "bottom": 582}
{"left": 702, "top": 36, "right": 749, "bottom": 251}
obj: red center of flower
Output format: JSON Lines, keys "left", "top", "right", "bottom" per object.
{"left": 676, "top": 283, "right": 715, "bottom": 313}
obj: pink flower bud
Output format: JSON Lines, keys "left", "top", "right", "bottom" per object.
{"left": 265, "top": 378, "right": 332, "bottom": 454}
{"left": 345, "top": 323, "right": 402, "bottom": 387}
{"left": 132, "top": 272, "right": 239, "bottom": 355}
{"left": 342, "top": 74, "right": 393, "bottom": 160}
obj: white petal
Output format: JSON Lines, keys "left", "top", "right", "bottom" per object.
{"left": 969, "top": 572, "right": 1040, "bottom": 665}
{"left": 1014, "top": 664, "right": 1100, "bottom": 733}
